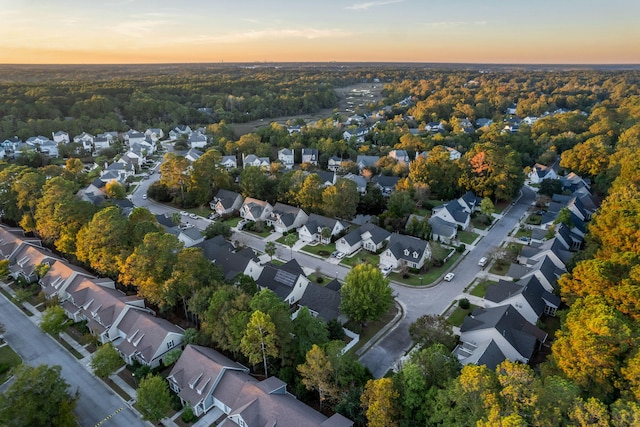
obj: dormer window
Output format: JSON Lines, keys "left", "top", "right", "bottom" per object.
{"left": 413, "top": 251, "right": 419, "bottom": 258}
{"left": 403, "top": 249, "right": 409, "bottom": 256}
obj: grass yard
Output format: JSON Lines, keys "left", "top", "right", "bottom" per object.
{"left": 390, "top": 252, "right": 462, "bottom": 286}
{"left": 341, "top": 250, "right": 379, "bottom": 267}
{"left": 469, "top": 279, "right": 496, "bottom": 298}
{"left": 245, "top": 228, "right": 272, "bottom": 238}
{"left": 515, "top": 227, "right": 533, "bottom": 238}
{"left": 526, "top": 214, "right": 542, "bottom": 225}
{"left": 0, "top": 345, "right": 22, "bottom": 384}
{"left": 276, "top": 233, "right": 298, "bottom": 246}
{"left": 458, "top": 230, "right": 480, "bottom": 245}
{"left": 302, "top": 243, "right": 335, "bottom": 257}
{"left": 223, "top": 217, "right": 242, "bottom": 227}
{"left": 448, "top": 304, "right": 478, "bottom": 327}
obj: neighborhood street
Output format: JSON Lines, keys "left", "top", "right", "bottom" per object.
{"left": 0, "top": 295, "right": 147, "bottom": 427}
{"left": 359, "top": 186, "right": 537, "bottom": 376}
{"left": 134, "top": 154, "right": 538, "bottom": 377}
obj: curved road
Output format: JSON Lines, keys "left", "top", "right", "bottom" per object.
{"left": 359, "top": 187, "right": 537, "bottom": 377}
{"left": 136, "top": 151, "right": 538, "bottom": 377}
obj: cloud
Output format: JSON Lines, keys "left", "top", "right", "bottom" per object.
{"left": 345, "top": 0, "right": 405, "bottom": 11}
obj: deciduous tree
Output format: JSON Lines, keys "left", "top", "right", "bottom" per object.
{"left": 361, "top": 377, "right": 400, "bottom": 427}
{"left": 340, "top": 264, "right": 393, "bottom": 325}
{"left": 0, "top": 364, "right": 77, "bottom": 427}
{"left": 90, "top": 343, "right": 123, "bottom": 378}
{"left": 298, "top": 344, "right": 337, "bottom": 409}
{"left": 240, "top": 310, "right": 278, "bottom": 377}
{"left": 136, "top": 374, "right": 172, "bottom": 424}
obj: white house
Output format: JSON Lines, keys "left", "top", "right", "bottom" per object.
{"left": 379, "top": 233, "right": 430, "bottom": 270}
{"left": 242, "top": 154, "right": 270, "bottom": 169}
{"left": 220, "top": 155, "right": 237, "bottom": 170}
{"left": 210, "top": 189, "right": 243, "bottom": 215}
{"left": 52, "top": 131, "right": 70, "bottom": 144}
{"left": 240, "top": 198, "right": 273, "bottom": 222}
{"left": 335, "top": 223, "right": 390, "bottom": 256}
{"left": 256, "top": 259, "right": 310, "bottom": 305}
{"left": 189, "top": 132, "right": 207, "bottom": 149}
{"left": 301, "top": 148, "right": 319, "bottom": 165}
{"left": 298, "top": 214, "right": 348, "bottom": 244}
{"left": 327, "top": 156, "right": 342, "bottom": 172}
{"left": 266, "top": 203, "right": 308, "bottom": 233}
{"left": 529, "top": 163, "right": 558, "bottom": 184}
{"left": 277, "top": 148, "right": 295, "bottom": 170}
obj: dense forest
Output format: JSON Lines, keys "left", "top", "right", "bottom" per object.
{"left": 1, "top": 64, "right": 640, "bottom": 425}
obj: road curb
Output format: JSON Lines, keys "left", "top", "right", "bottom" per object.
{"left": 356, "top": 299, "right": 405, "bottom": 358}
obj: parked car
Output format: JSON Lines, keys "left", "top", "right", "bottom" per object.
{"left": 180, "top": 211, "right": 188, "bottom": 216}
{"left": 142, "top": 194, "right": 147, "bottom": 200}
{"left": 519, "top": 237, "right": 531, "bottom": 243}
{"left": 478, "top": 257, "right": 488, "bottom": 267}
{"left": 380, "top": 265, "right": 392, "bottom": 276}
{"left": 444, "top": 273, "right": 455, "bottom": 282}
{"left": 330, "top": 250, "right": 339, "bottom": 258}
{"left": 335, "top": 252, "right": 345, "bottom": 259}
{"left": 189, "top": 213, "right": 199, "bottom": 219}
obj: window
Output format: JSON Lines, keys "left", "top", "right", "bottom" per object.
{"left": 167, "top": 340, "right": 174, "bottom": 349}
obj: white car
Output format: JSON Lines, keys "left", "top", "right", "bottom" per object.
{"left": 335, "top": 252, "right": 345, "bottom": 259}
{"left": 444, "top": 273, "right": 455, "bottom": 282}
{"left": 380, "top": 265, "right": 392, "bottom": 276}
{"left": 180, "top": 211, "right": 188, "bottom": 216}
{"left": 142, "top": 194, "right": 147, "bottom": 200}
{"left": 189, "top": 213, "right": 199, "bottom": 219}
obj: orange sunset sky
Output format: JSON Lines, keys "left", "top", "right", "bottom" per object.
{"left": 1, "top": 0, "right": 638, "bottom": 64}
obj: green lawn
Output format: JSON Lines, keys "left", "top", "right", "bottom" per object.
{"left": 0, "top": 345, "right": 22, "bottom": 384}
{"left": 341, "top": 250, "right": 379, "bottom": 267}
{"left": 471, "top": 216, "right": 491, "bottom": 230}
{"left": 302, "top": 243, "right": 335, "bottom": 257}
{"left": 469, "top": 280, "right": 496, "bottom": 298}
{"left": 223, "top": 217, "right": 242, "bottom": 227}
{"left": 526, "top": 214, "right": 542, "bottom": 225}
{"left": 458, "top": 230, "right": 479, "bottom": 245}
{"left": 276, "top": 233, "right": 298, "bottom": 246}
{"left": 390, "top": 252, "right": 462, "bottom": 286}
{"left": 448, "top": 304, "right": 478, "bottom": 327}
{"left": 246, "top": 228, "right": 272, "bottom": 238}
{"left": 515, "top": 227, "right": 532, "bottom": 238}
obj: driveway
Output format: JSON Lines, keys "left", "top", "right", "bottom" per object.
{"left": 0, "top": 295, "right": 147, "bottom": 427}
{"left": 358, "top": 187, "right": 537, "bottom": 377}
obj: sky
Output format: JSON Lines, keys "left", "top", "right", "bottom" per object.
{"left": 1, "top": 0, "right": 639, "bottom": 64}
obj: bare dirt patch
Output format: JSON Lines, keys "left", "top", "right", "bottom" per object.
{"left": 231, "top": 83, "right": 384, "bottom": 136}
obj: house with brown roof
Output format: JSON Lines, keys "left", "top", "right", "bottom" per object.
{"left": 109, "top": 308, "right": 185, "bottom": 368}
{"left": 266, "top": 203, "right": 308, "bottom": 233}
{"left": 8, "top": 243, "right": 61, "bottom": 283}
{"left": 0, "top": 225, "right": 42, "bottom": 260}
{"left": 168, "top": 345, "right": 353, "bottom": 426}
{"left": 240, "top": 198, "right": 274, "bottom": 222}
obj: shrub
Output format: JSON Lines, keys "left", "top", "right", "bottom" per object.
{"left": 182, "top": 405, "right": 196, "bottom": 423}
{"left": 458, "top": 298, "right": 470, "bottom": 309}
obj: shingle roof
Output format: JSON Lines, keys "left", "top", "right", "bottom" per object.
{"left": 269, "top": 203, "right": 303, "bottom": 228}
{"left": 256, "top": 259, "right": 306, "bottom": 300}
{"left": 195, "top": 236, "right": 257, "bottom": 281}
{"left": 386, "top": 233, "right": 429, "bottom": 263}
{"left": 214, "top": 189, "right": 242, "bottom": 210}
{"left": 298, "top": 282, "right": 342, "bottom": 321}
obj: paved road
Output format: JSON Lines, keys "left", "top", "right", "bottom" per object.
{"left": 359, "top": 187, "right": 537, "bottom": 377}
{"left": 0, "top": 295, "right": 147, "bottom": 427}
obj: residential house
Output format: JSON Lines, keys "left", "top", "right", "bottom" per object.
{"left": 509, "top": 254, "right": 566, "bottom": 293}
{"left": 266, "top": 203, "right": 308, "bottom": 233}
{"left": 277, "top": 148, "right": 295, "bottom": 170}
{"left": 168, "top": 345, "right": 353, "bottom": 426}
{"left": 287, "top": 125, "right": 302, "bottom": 135}
{"left": 167, "top": 345, "right": 250, "bottom": 417}
{"left": 73, "top": 132, "right": 95, "bottom": 152}
{"left": 528, "top": 163, "right": 558, "bottom": 184}
{"left": 178, "top": 227, "right": 204, "bottom": 248}
{"left": 240, "top": 198, "right": 274, "bottom": 222}
{"left": 196, "top": 236, "right": 261, "bottom": 281}
{"left": 296, "top": 279, "right": 344, "bottom": 323}
{"left": 379, "top": 233, "right": 431, "bottom": 270}
{"left": 126, "top": 131, "right": 146, "bottom": 146}
{"left": 484, "top": 276, "right": 561, "bottom": 324}
{"left": 343, "top": 127, "right": 369, "bottom": 143}
{"left": 454, "top": 305, "right": 548, "bottom": 369}
{"left": 52, "top": 131, "right": 70, "bottom": 144}
{"left": 506, "top": 103, "right": 518, "bottom": 115}
{"left": 256, "top": 259, "right": 310, "bottom": 305}
{"left": 312, "top": 171, "right": 336, "bottom": 187}
{"left": 220, "top": 155, "right": 238, "bottom": 170}
{"left": 169, "top": 125, "right": 192, "bottom": 140}
{"left": 242, "top": 154, "right": 270, "bottom": 169}
{"left": 145, "top": 128, "right": 164, "bottom": 142}
{"left": 428, "top": 216, "right": 457, "bottom": 244}
{"left": 110, "top": 308, "right": 185, "bottom": 368}
{"left": 188, "top": 132, "right": 207, "bottom": 149}
{"left": 327, "top": 156, "right": 342, "bottom": 172}
{"left": 476, "top": 118, "right": 493, "bottom": 128}
{"left": 301, "top": 148, "right": 319, "bottom": 165}
{"left": 298, "top": 214, "right": 348, "bottom": 244}
{"left": 101, "top": 161, "right": 135, "bottom": 183}
{"left": 372, "top": 175, "right": 400, "bottom": 196}
{"left": 431, "top": 200, "right": 471, "bottom": 230}
{"left": 93, "top": 135, "right": 111, "bottom": 153}
{"left": 341, "top": 173, "right": 367, "bottom": 194}
{"left": 8, "top": 243, "right": 61, "bottom": 283}
{"left": 355, "top": 155, "right": 379, "bottom": 172}
{"left": 335, "top": 223, "right": 390, "bottom": 256}
{"left": 184, "top": 148, "right": 203, "bottom": 162}
{"left": 210, "top": 189, "right": 243, "bottom": 216}
{"left": 388, "top": 149, "right": 410, "bottom": 163}
{"left": 425, "top": 122, "right": 445, "bottom": 133}
{"left": 458, "top": 191, "right": 482, "bottom": 213}
{"left": 0, "top": 227, "right": 43, "bottom": 264}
